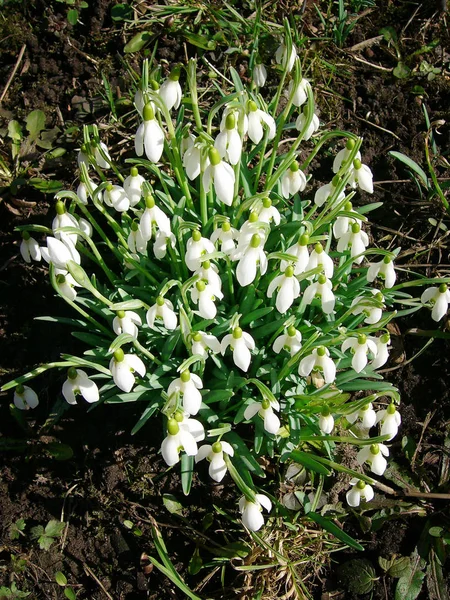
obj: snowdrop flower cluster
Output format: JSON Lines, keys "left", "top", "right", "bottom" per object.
{"left": 6, "top": 35, "right": 448, "bottom": 536}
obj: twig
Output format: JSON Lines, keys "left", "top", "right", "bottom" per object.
{"left": 83, "top": 563, "right": 114, "bottom": 600}
{"left": 352, "top": 113, "right": 401, "bottom": 140}
{"left": 350, "top": 54, "right": 393, "bottom": 72}
{"left": 0, "top": 44, "right": 26, "bottom": 103}
{"left": 347, "top": 35, "right": 384, "bottom": 52}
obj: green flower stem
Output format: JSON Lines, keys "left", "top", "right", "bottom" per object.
{"left": 75, "top": 230, "right": 116, "bottom": 286}
{"left": 187, "top": 59, "right": 204, "bottom": 133}
{"left": 252, "top": 132, "right": 269, "bottom": 195}
{"left": 233, "top": 159, "right": 242, "bottom": 205}
{"left": 133, "top": 339, "right": 162, "bottom": 366}
{"left": 200, "top": 181, "right": 208, "bottom": 229}
{"left": 425, "top": 134, "right": 449, "bottom": 213}
{"left": 86, "top": 182, "right": 128, "bottom": 248}
{"left": 223, "top": 454, "right": 257, "bottom": 503}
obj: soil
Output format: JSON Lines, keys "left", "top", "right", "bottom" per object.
{"left": 1, "top": 1, "right": 450, "bottom": 599}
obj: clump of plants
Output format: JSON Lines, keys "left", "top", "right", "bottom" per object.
{"left": 3, "top": 22, "right": 449, "bottom": 540}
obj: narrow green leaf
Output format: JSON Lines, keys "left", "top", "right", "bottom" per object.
{"left": 307, "top": 512, "right": 364, "bottom": 551}
{"left": 389, "top": 151, "right": 429, "bottom": 187}
{"left": 289, "top": 451, "right": 331, "bottom": 476}
{"left": 181, "top": 454, "right": 194, "bottom": 496}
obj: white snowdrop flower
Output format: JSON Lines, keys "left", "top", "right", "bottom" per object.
{"left": 52, "top": 200, "right": 79, "bottom": 247}
{"left": 314, "top": 176, "right": 346, "bottom": 208}
{"left": 221, "top": 326, "right": 255, "bottom": 372}
{"left": 367, "top": 256, "right": 396, "bottom": 289}
{"left": 77, "top": 178, "right": 102, "bottom": 205}
{"left": 78, "top": 218, "right": 93, "bottom": 238}
{"left": 42, "top": 237, "right": 80, "bottom": 270}
{"left": 191, "top": 331, "right": 221, "bottom": 358}
{"left": 357, "top": 443, "right": 389, "bottom": 476}
{"left": 280, "top": 234, "right": 310, "bottom": 275}
{"left": 319, "top": 408, "right": 334, "bottom": 434}
{"left": 421, "top": 283, "right": 450, "bottom": 322}
{"left": 134, "top": 88, "right": 146, "bottom": 116}
{"left": 376, "top": 403, "right": 401, "bottom": 441}
{"left": 154, "top": 229, "right": 175, "bottom": 260}
{"left": 244, "top": 398, "right": 281, "bottom": 435}
{"left": 112, "top": 310, "right": 142, "bottom": 339}
{"left": 295, "top": 110, "right": 320, "bottom": 141}
{"left": 214, "top": 111, "right": 242, "bottom": 166}
{"left": 161, "top": 414, "right": 204, "bottom": 467}
{"left": 341, "top": 334, "right": 378, "bottom": 373}
{"left": 135, "top": 102, "right": 165, "bottom": 163}
{"left": 267, "top": 265, "right": 301, "bottom": 314}
{"left": 370, "top": 334, "right": 391, "bottom": 369}
{"left": 247, "top": 100, "right": 276, "bottom": 145}
{"left": 220, "top": 106, "right": 248, "bottom": 135}
{"left": 303, "top": 274, "right": 336, "bottom": 314}
{"left": 298, "top": 346, "right": 336, "bottom": 384}
{"left": 287, "top": 77, "right": 311, "bottom": 107}
{"left": 306, "top": 243, "right": 334, "bottom": 279}
{"left": 109, "top": 349, "right": 146, "bottom": 393}
{"left": 168, "top": 370, "right": 203, "bottom": 416}
{"left": 185, "top": 230, "right": 215, "bottom": 272}
{"left": 233, "top": 212, "right": 268, "bottom": 256}
{"left": 253, "top": 62, "right": 267, "bottom": 87}
{"left": 337, "top": 222, "right": 369, "bottom": 265}
{"left": 253, "top": 197, "right": 280, "bottom": 225}
{"left": 181, "top": 132, "right": 195, "bottom": 156}
{"left": 127, "top": 222, "right": 147, "bottom": 254}
{"left": 333, "top": 139, "right": 361, "bottom": 173}
{"left": 202, "top": 148, "right": 235, "bottom": 206}
{"left": 140, "top": 194, "right": 171, "bottom": 241}
{"left": 123, "top": 167, "right": 146, "bottom": 207}
{"left": 183, "top": 140, "right": 204, "bottom": 180}
{"left": 210, "top": 221, "right": 239, "bottom": 255}
{"left": 13, "top": 384, "right": 39, "bottom": 410}
{"left": 239, "top": 494, "right": 272, "bottom": 532}
{"left": 273, "top": 325, "right": 302, "bottom": 356}
{"left": 346, "top": 479, "right": 374, "bottom": 507}
{"left": 235, "top": 233, "right": 268, "bottom": 287}
{"left": 159, "top": 66, "right": 182, "bottom": 111}
{"left": 77, "top": 146, "right": 90, "bottom": 168}
{"left": 103, "top": 184, "right": 130, "bottom": 213}
{"left": 196, "top": 440, "right": 234, "bottom": 483}
{"left": 194, "top": 260, "right": 222, "bottom": 297}
{"left": 350, "top": 290, "right": 384, "bottom": 325}
{"left": 332, "top": 201, "right": 362, "bottom": 240}
{"left": 275, "top": 39, "right": 297, "bottom": 71}
{"left": 281, "top": 160, "right": 307, "bottom": 199}
{"left": 134, "top": 79, "right": 160, "bottom": 116}
{"left": 20, "top": 232, "right": 41, "bottom": 263}
{"left": 346, "top": 403, "right": 377, "bottom": 429}
{"left": 56, "top": 273, "right": 78, "bottom": 301}
{"left": 349, "top": 159, "right": 374, "bottom": 194}
{"left": 190, "top": 280, "right": 223, "bottom": 320}
{"left": 62, "top": 367, "right": 99, "bottom": 405}
{"left": 94, "top": 142, "right": 111, "bottom": 169}
{"left": 146, "top": 296, "right": 178, "bottom": 331}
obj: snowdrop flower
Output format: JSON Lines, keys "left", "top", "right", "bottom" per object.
{"left": 183, "top": 138, "right": 203, "bottom": 180}
{"left": 202, "top": 148, "right": 235, "bottom": 206}
{"left": 337, "top": 222, "right": 369, "bottom": 265}
{"left": 52, "top": 201, "right": 79, "bottom": 247}
{"left": 140, "top": 194, "right": 171, "bottom": 241}
{"left": 214, "top": 112, "right": 242, "bottom": 166}
{"left": 233, "top": 212, "right": 268, "bottom": 255}
{"left": 20, "top": 232, "right": 41, "bottom": 263}
{"left": 196, "top": 440, "right": 234, "bottom": 482}
{"left": 191, "top": 280, "right": 223, "bottom": 320}
{"left": 109, "top": 348, "right": 146, "bottom": 393}
{"left": 135, "top": 102, "right": 165, "bottom": 163}
{"left": 134, "top": 79, "right": 159, "bottom": 116}
{"left": 78, "top": 218, "right": 92, "bottom": 238}
{"left": 127, "top": 221, "right": 147, "bottom": 254}
{"left": 123, "top": 167, "right": 146, "bottom": 207}
{"left": 191, "top": 331, "right": 221, "bottom": 358}
{"left": 314, "top": 176, "right": 346, "bottom": 208}
{"left": 273, "top": 325, "right": 302, "bottom": 356}
{"left": 341, "top": 334, "right": 378, "bottom": 373}
{"left": 253, "top": 61, "right": 267, "bottom": 87}
{"left": 253, "top": 197, "right": 280, "bottom": 225}
{"left": 346, "top": 479, "right": 374, "bottom": 507}
{"left": 280, "top": 234, "right": 310, "bottom": 275}
{"left": 42, "top": 237, "right": 80, "bottom": 270}
{"left": 220, "top": 106, "right": 248, "bottom": 136}
{"left": 77, "top": 145, "right": 90, "bottom": 168}
{"left": 267, "top": 265, "right": 301, "bottom": 313}
{"left": 370, "top": 334, "right": 391, "bottom": 369}
{"left": 306, "top": 243, "right": 334, "bottom": 279}
{"left": 168, "top": 370, "right": 203, "bottom": 416}
{"left": 349, "top": 159, "right": 374, "bottom": 194}
{"left": 295, "top": 109, "right": 320, "bottom": 141}
{"left": 239, "top": 494, "right": 272, "bottom": 532}
{"left": 333, "top": 139, "right": 361, "bottom": 173}
{"left": 159, "top": 66, "right": 182, "bottom": 111}
{"left": 161, "top": 414, "right": 204, "bottom": 467}
{"left": 376, "top": 403, "right": 401, "bottom": 441}
{"left": 62, "top": 367, "right": 99, "bottom": 405}
{"left": 319, "top": 407, "right": 334, "bottom": 434}
{"left": 94, "top": 142, "right": 111, "bottom": 169}
{"left": 346, "top": 403, "right": 377, "bottom": 429}
{"left": 275, "top": 39, "right": 297, "bottom": 71}
{"left": 281, "top": 160, "right": 307, "bottom": 199}
{"left": 194, "top": 260, "right": 222, "bottom": 297}
{"left": 103, "top": 184, "right": 130, "bottom": 213}
{"left": 332, "top": 201, "right": 362, "bottom": 240}
{"left": 303, "top": 274, "right": 336, "bottom": 314}
{"left": 146, "top": 296, "right": 178, "bottom": 331}
{"left": 235, "top": 233, "right": 268, "bottom": 287}
{"left": 210, "top": 221, "right": 239, "bottom": 255}
{"left": 154, "top": 229, "right": 176, "bottom": 260}
{"left": 247, "top": 100, "right": 276, "bottom": 145}
{"left": 367, "top": 256, "right": 396, "bottom": 289}
{"left": 221, "top": 326, "right": 255, "bottom": 372}
{"left": 113, "top": 310, "right": 142, "bottom": 339}
{"left": 357, "top": 443, "right": 389, "bottom": 476}
{"left": 421, "top": 283, "right": 450, "bottom": 322}
{"left": 350, "top": 290, "right": 384, "bottom": 324}
{"left": 298, "top": 346, "right": 336, "bottom": 384}
{"left": 185, "top": 230, "right": 215, "bottom": 272}
{"left": 13, "top": 384, "right": 39, "bottom": 410}
{"left": 244, "top": 398, "right": 280, "bottom": 435}
{"left": 56, "top": 273, "right": 78, "bottom": 301}
{"left": 288, "top": 77, "right": 311, "bottom": 107}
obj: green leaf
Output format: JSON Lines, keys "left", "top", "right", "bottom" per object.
{"left": 131, "top": 400, "right": 160, "bottom": 435}
{"left": 28, "top": 178, "right": 65, "bottom": 193}
{"left": 25, "top": 110, "right": 46, "bottom": 140}
{"left": 67, "top": 9, "right": 79, "bottom": 25}
{"left": 45, "top": 442, "right": 73, "bottom": 461}
{"left": 9, "top": 518, "right": 26, "bottom": 540}
{"left": 188, "top": 548, "right": 203, "bottom": 575}
{"left": 289, "top": 451, "right": 331, "bottom": 476}
{"left": 45, "top": 520, "right": 65, "bottom": 538}
{"left": 388, "top": 556, "right": 412, "bottom": 578}
{"left": 111, "top": 3, "right": 133, "bottom": 21}
{"left": 7, "top": 120, "right": 22, "bottom": 141}
{"left": 55, "top": 572, "right": 67, "bottom": 586}
{"left": 181, "top": 454, "right": 194, "bottom": 496}
{"left": 108, "top": 333, "right": 135, "bottom": 353}
{"left": 124, "top": 31, "right": 152, "bottom": 53}
{"left": 64, "top": 588, "right": 77, "bottom": 600}
{"left": 163, "top": 494, "right": 184, "bottom": 516}
{"left": 393, "top": 61, "right": 411, "bottom": 79}
{"left": 395, "top": 551, "right": 426, "bottom": 600}
{"left": 338, "top": 558, "right": 376, "bottom": 594}
{"left": 308, "top": 512, "right": 364, "bottom": 551}
{"left": 389, "top": 151, "right": 429, "bottom": 188}
{"left": 380, "top": 26, "right": 398, "bottom": 44}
